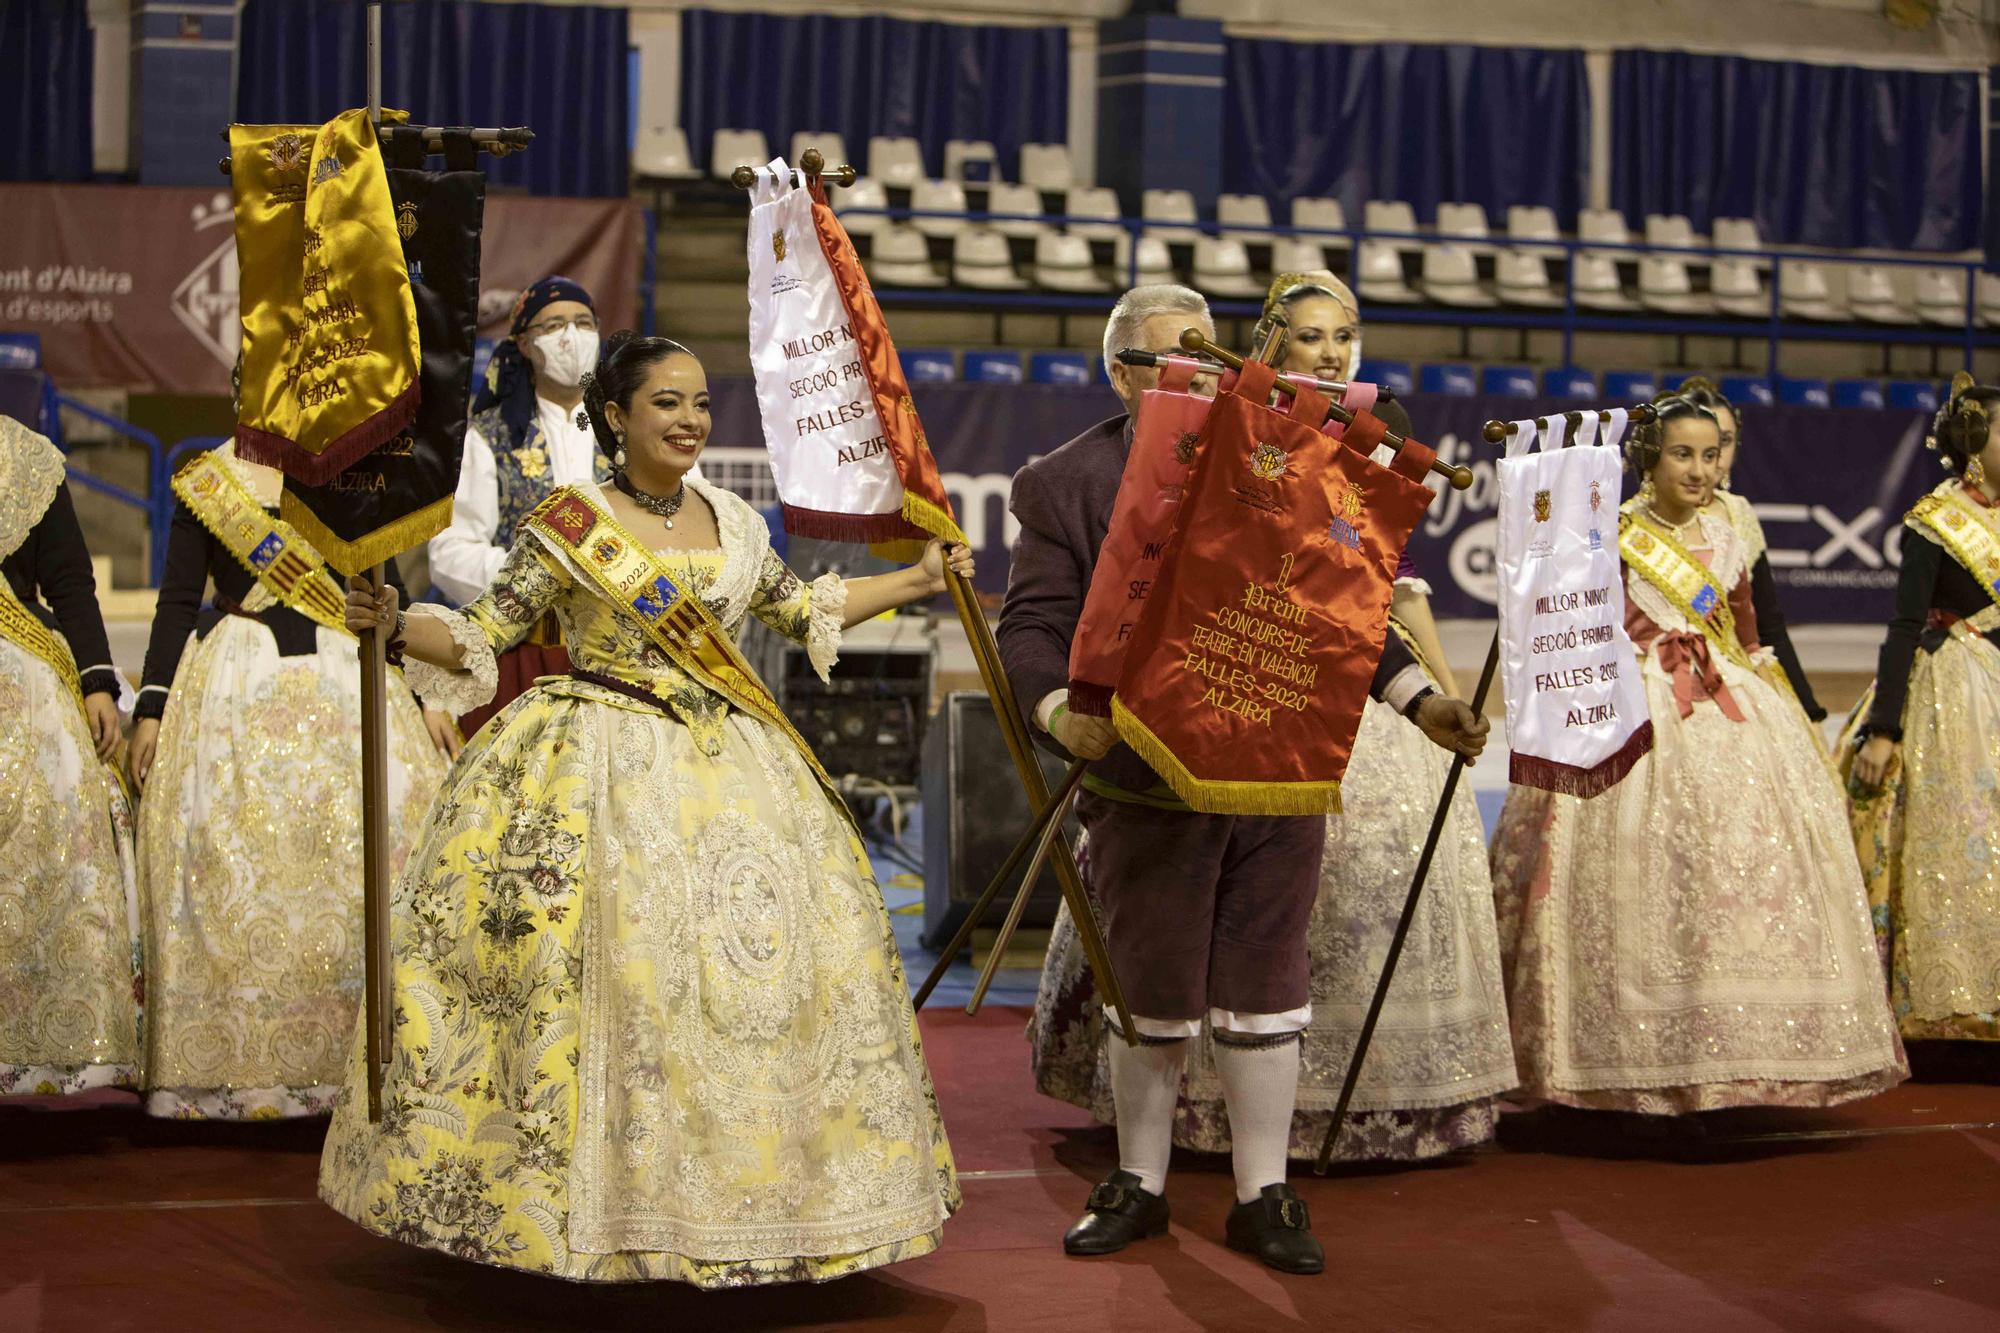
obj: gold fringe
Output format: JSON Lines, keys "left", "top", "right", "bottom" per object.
{"left": 1111, "top": 698, "right": 1342, "bottom": 816}
{"left": 901, "top": 492, "right": 968, "bottom": 548}
{"left": 278, "top": 492, "right": 455, "bottom": 579}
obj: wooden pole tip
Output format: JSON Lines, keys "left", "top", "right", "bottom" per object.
{"left": 801, "top": 147, "right": 825, "bottom": 175}
{"left": 1178, "top": 326, "right": 1206, "bottom": 353}
{"left": 1442, "top": 462, "right": 1474, "bottom": 491}
{"left": 1480, "top": 420, "right": 1510, "bottom": 444}
{"left": 729, "top": 165, "right": 756, "bottom": 188}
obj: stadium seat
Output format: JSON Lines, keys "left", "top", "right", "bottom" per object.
{"left": 1421, "top": 245, "right": 1496, "bottom": 306}
{"left": 1887, "top": 380, "right": 1941, "bottom": 412}
{"left": 869, "top": 225, "right": 946, "bottom": 287}
{"left": 1363, "top": 200, "right": 1423, "bottom": 252}
{"left": 1435, "top": 202, "right": 1492, "bottom": 243}
{"left": 1064, "top": 186, "right": 1124, "bottom": 240}
{"left": 901, "top": 349, "right": 956, "bottom": 383}
{"left": 709, "top": 128, "right": 770, "bottom": 180}
{"left": 1111, "top": 233, "right": 1176, "bottom": 285}
{"left": 1019, "top": 143, "right": 1076, "bottom": 193}
{"left": 1578, "top": 207, "right": 1632, "bottom": 252}
{"left": 632, "top": 125, "right": 699, "bottom": 180}
{"left": 1847, "top": 266, "right": 1919, "bottom": 325}
{"left": 909, "top": 179, "right": 969, "bottom": 238}
{"left": 952, "top": 228, "right": 1028, "bottom": 290}
{"left": 984, "top": 182, "right": 1050, "bottom": 239}
{"left": 1032, "top": 233, "right": 1109, "bottom": 292}
{"left": 1718, "top": 375, "right": 1774, "bottom": 406}
{"left": 1638, "top": 255, "right": 1711, "bottom": 315}
{"left": 1833, "top": 378, "right": 1886, "bottom": 410}
{"left": 1192, "top": 237, "right": 1262, "bottom": 298}
{"left": 1977, "top": 272, "right": 2000, "bottom": 327}
{"left": 1483, "top": 366, "right": 1537, "bottom": 397}
{"left": 1779, "top": 261, "right": 1844, "bottom": 321}
{"left": 1602, "top": 370, "right": 1659, "bottom": 401}
{"left": 1030, "top": 352, "right": 1093, "bottom": 386}
{"left": 1356, "top": 242, "right": 1420, "bottom": 303}
{"left": 1543, "top": 368, "right": 1597, "bottom": 399}
{"left": 1777, "top": 376, "right": 1831, "bottom": 408}
{"left": 788, "top": 131, "right": 849, "bottom": 171}
{"left": 1269, "top": 239, "right": 1330, "bottom": 277}
{"left": 867, "top": 135, "right": 926, "bottom": 188}
{"left": 1713, "top": 216, "right": 1762, "bottom": 254}
{"left": 1142, "top": 189, "right": 1202, "bottom": 242}
{"left": 1644, "top": 213, "right": 1698, "bottom": 249}
{"left": 835, "top": 177, "right": 891, "bottom": 237}
{"left": 1216, "top": 193, "right": 1276, "bottom": 243}
{"left": 1496, "top": 250, "right": 1562, "bottom": 307}
{"left": 1420, "top": 364, "right": 1477, "bottom": 396}
{"left": 964, "top": 351, "right": 1023, "bottom": 384}
{"left": 1357, "top": 359, "right": 1415, "bottom": 396}
{"left": 1711, "top": 259, "right": 1768, "bottom": 318}
{"left": 943, "top": 139, "right": 1001, "bottom": 184}
{"left": 1915, "top": 268, "right": 1969, "bottom": 326}
{"left": 1572, "top": 253, "right": 1639, "bottom": 311}
{"left": 1290, "top": 197, "right": 1348, "bottom": 243}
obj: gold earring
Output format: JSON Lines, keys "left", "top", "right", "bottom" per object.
{"left": 1969, "top": 457, "right": 1987, "bottom": 487}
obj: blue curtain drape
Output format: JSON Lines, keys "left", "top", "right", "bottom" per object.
{"left": 1222, "top": 40, "right": 1589, "bottom": 225}
{"left": 2, "top": 0, "right": 92, "bottom": 181}
{"left": 1611, "top": 50, "right": 1981, "bottom": 251}
{"left": 679, "top": 10, "right": 1067, "bottom": 179}
{"left": 237, "top": 0, "right": 628, "bottom": 197}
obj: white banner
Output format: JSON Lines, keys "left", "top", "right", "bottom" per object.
{"left": 744, "top": 160, "right": 903, "bottom": 527}
{"left": 1496, "top": 411, "right": 1653, "bottom": 795}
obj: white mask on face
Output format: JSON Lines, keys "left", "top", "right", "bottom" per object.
{"left": 531, "top": 325, "right": 600, "bottom": 388}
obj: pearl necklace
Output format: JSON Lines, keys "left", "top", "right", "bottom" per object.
{"left": 1643, "top": 502, "right": 1702, "bottom": 544}
{"left": 614, "top": 472, "right": 686, "bottom": 529}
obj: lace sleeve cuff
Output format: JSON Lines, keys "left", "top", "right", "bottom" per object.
{"left": 1393, "top": 576, "right": 1433, "bottom": 596}
{"left": 401, "top": 602, "right": 499, "bottom": 715}
{"left": 805, "top": 572, "right": 847, "bottom": 683}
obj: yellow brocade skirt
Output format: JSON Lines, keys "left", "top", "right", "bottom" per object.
{"left": 0, "top": 634, "right": 140, "bottom": 1094}
{"left": 1837, "top": 612, "right": 2000, "bottom": 1041}
{"left": 317, "top": 678, "right": 958, "bottom": 1286}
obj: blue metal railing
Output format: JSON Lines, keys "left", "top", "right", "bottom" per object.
{"left": 52, "top": 392, "right": 225, "bottom": 586}
{"left": 836, "top": 202, "right": 1998, "bottom": 380}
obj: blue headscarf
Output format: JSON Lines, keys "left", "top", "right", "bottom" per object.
{"left": 472, "top": 274, "right": 596, "bottom": 446}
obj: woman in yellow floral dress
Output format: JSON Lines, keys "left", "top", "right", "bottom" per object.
{"left": 320, "top": 332, "right": 967, "bottom": 1285}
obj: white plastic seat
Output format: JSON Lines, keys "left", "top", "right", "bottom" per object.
{"left": 1847, "top": 265, "right": 1919, "bottom": 325}
{"left": 1216, "top": 193, "right": 1275, "bottom": 243}
{"left": 835, "top": 177, "right": 890, "bottom": 237}
{"left": 1356, "top": 241, "right": 1419, "bottom": 303}
{"left": 1290, "top": 196, "right": 1348, "bottom": 239}
{"left": 983, "top": 182, "right": 1049, "bottom": 238}
{"left": 1033, "top": 232, "right": 1109, "bottom": 292}
{"left": 1578, "top": 207, "right": 1631, "bottom": 258}
{"left": 1779, "top": 260, "right": 1844, "bottom": 321}
{"left": 1712, "top": 217, "right": 1761, "bottom": 252}
{"left": 909, "top": 179, "right": 969, "bottom": 239}
{"left": 1711, "top": 258, "right": 1768, "bottom": 318}
{"left": 1193, "top": 237, "right": 1261, "bottom": 298}
{"left": 1915, "top": 269, "right": 1969, "bottom": 326}
{"left": 633, "top": 125, "right": 699, "bottom": 181}
{"left": 1111, "top": 233, "right": 1175, "bottom": 286}
{"left": 1506, "top": 205, "right": 1561, "bottom": 244}
{"left": 1435, "top": 202, "right": 1491, "bottom": 240}
{"left": 1420, "top": 245, "right": 1496, "bottom": 307}
{"left": 1571, "top": 252, "right": 1638, "bottom": 311}
{"left": 1142, "top": 188, "right": 1201, "bottom": 242}
{"left": 1644, "top": 213, "right": 1698, "bottom": 249}
{"left": 788, "top": 131, "right": 849, "bottom": 172}
{"left": 1495, "top": 250, "right": 1562, "bottom": 307}
{"left": 1363, "top": 200, "right": 1422, "bottom": 251}
{"left": 1638, "top": 256, "right": 1711, "bottom": 314}
{"left": 709, "top": 128, "right": 770, "bottom": 181}
{"left": 943, "top": 139, "right": 1001, "bottom": 183}
{"left": 1019, "top": 143, "right": 1075, "bottom": 193}
{"left": 1269, "top": 238, "right": 1330, "bottom": 276}
{"left": 1977, "top": 272, "right": 2000, "bottom": 328}
{"left": 868, "top": 225, "right": 945, "bottom": 287}
{"left": 867, "top": 135, "right": 926, "bottom": 188}
{"left": 953, "top": 227, "right": 1028, "bottom": 290}
{"left": 1064, "top": 186, "right": 1124, "bottom": 240}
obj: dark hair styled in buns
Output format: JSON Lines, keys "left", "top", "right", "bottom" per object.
{"left": 1624, "top": 393, "right": 1719, "bottom": 477}
{"left": 578, "top": 330, "right": 699, "bottom": 459}
{"left": 1930, "top": 371, "right": 2000, "bottom": 477}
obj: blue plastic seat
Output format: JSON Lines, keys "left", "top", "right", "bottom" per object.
{"left": 1356, "top": 359, "right": 1414, "bottom": 397}
{"left": 1482, "top": 366, "right": 1537, "bottom": 398}
{"left": 902, "top": 348, "right": 957, "bottom": 384}
{"left": 1887, "top": 380, "right": 1941, "bottom": 412}
{"left": 1777, "top": 376, "right": 1830, "bottom": 408}
{"left": 0, "top": 332, "right": 42, "bottom": 369}
{"left": 1601, "top": 370, "right": 1659, "bottom": 402}
{"left": 1419, "top": 363, "right": 1477, "bottom": 397}
{"left": 1029, "top": 352, "right": 1091, "bottom": 386}
{"left": 1542, "top": 368, "right": 1597, "bottom": 400}
{"left": 1832, "top": 378, "right": 1885, "bottom": 410}
{"left": 1717, "top": 374, "right": 1773, "bottom": 407}
{"left": 963, "top": 351, "right": 1023, "bottom": 384}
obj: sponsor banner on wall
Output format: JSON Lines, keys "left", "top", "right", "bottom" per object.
{"left": 0, "top": 183, "right": 639, "bottom": 397}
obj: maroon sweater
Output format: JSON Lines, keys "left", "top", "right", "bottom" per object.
{"left": 998, "top": 413, "right": 1422, "bottom": 794}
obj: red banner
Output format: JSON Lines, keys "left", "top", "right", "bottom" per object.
{"left": 0, "top": 183, "right": 640, "bottom": 397}
{"left": 1111, "top": 360, "right": 1437, "bottom": 814}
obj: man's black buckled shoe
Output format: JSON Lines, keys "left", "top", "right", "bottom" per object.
{"left": 1225, "top": 1183, "right": 1325, "bottom": 1275}
{"left": 1062, "top": 1169, "right": 1170, "bottom": 1256}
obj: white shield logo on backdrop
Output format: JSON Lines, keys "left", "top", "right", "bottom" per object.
{"left": 170, "top": 191, "right": 240, "bottom": 369}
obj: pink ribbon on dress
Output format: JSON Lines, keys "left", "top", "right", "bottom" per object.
{"left": 1653, "top": 630, "right": 1744, "bottom": 722}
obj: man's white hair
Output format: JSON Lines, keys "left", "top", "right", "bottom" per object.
{"left": 1102, "top": 283, "right": 1213, "bottom": 377}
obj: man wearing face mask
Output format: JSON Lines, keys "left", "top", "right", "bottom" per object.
{"left": 429, "top": 275, "right": 607, "bottom": 734}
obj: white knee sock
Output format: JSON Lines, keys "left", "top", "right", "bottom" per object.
{"left": 1213, "top": 1035, "right": 1302, "bottom": 1204}
{"left": 1107, "top": 1034, "right": 1189, "bottom": 1197}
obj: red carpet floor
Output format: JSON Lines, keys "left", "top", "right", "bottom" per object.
{"left": 4, "top": 1009, "right": 1999, "bottom": 1332}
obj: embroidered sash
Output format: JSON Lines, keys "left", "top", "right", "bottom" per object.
{"left": 173, "top": 450, "right": 350, "bottom": 638}
{"left": 521, "top": 488, "right": 846, "bottom": 801}
{"left": 0, "top": 578, "right": 85, "bottom": 716}
{"left": 1618, "top": 506, "right": 1751, "bottom": 670}
{"left": 1909, "top": 484, "right": 2000, "bottom": 608}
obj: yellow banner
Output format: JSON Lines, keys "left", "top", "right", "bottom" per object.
{"left": 1617, "top": 505, "right": 1750, "bottom": 670}
{"left": 1910, "top": 482, "right": 2000, "bottom": 609}
{"left": 173, "top": 450, "right": 351, "bottom": 639}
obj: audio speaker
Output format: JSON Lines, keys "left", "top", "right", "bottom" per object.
{"left": 779, "top": 642, "right": 930, "bottom": 787}
{"left": 920, "top": 690, "right": 1077, "bottom": 949}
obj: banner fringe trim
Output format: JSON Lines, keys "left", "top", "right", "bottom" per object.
{"left": 1508, "top": 718, "right": 1655, "bottom": 798}
{"left": 902, "top": 491, "right": 968, "bottom": 547}
{"left": 234, "top": 379, "right": 421, "bottom": 486}
{"left": 278, "top": 490, "right": 455, "bottom": 580}
{"left": 1111, "top": 698, "right": 1342, "bottom": 816}
{"left": 780, "top": 502, "right": 915, "bottom": 545}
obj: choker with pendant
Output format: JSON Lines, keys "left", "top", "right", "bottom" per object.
{"left": 614, "top": 472, "right": 687, "bottom": 529}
